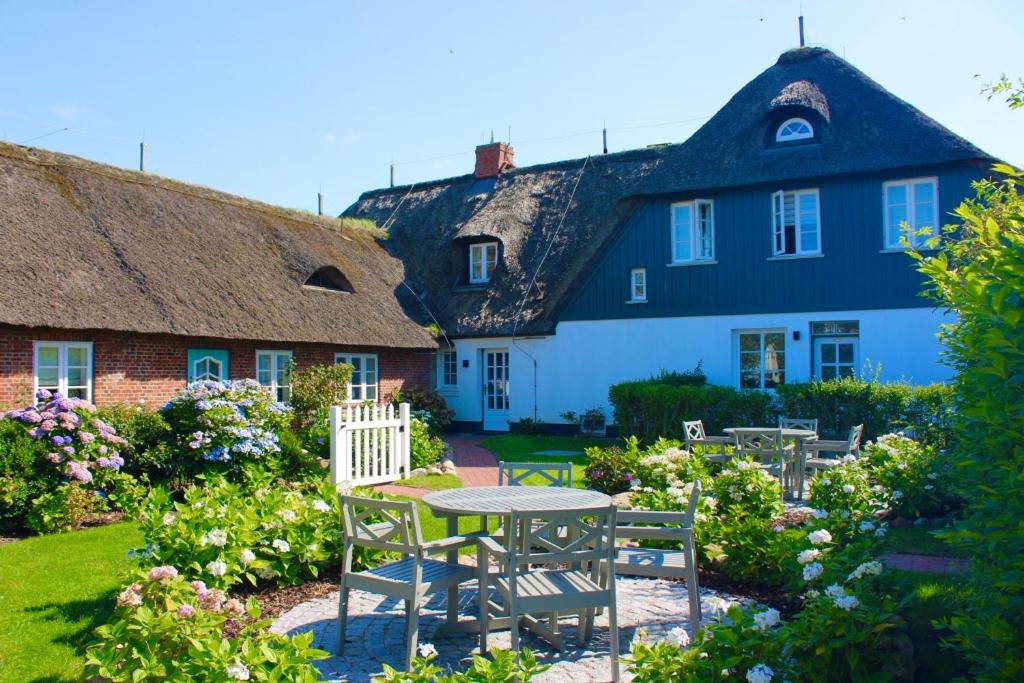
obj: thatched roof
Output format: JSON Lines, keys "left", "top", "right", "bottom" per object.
{"left": 0, "top": 141, "right": 436, "bottom": 349}
{"left": 347, "top": 47, "right": 992, "bottom": 338}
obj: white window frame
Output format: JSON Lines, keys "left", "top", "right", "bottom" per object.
{"left": 771, "top": 188, "right": 821, "bottom": 257}
{"left": 670, "top": 199, "right": 715, "bottom": 263}
{"left": 438, "top": 350, "right": 458, "bottom": 389}
{"left": 776, "top": 117, "right": 814, "bottom": 142}
{"left": 335, "top": 353, "right": 379, "bottom": 402}
{"left": 255, "top": 350, "right": 292, "bottom": 403}
{"left": 33, "top": 341, "right": 93, "bottom": 402}
{"left": 882, "top": 177, "right": 939, "bottom": 250}
{"left": 736, "top": 330, "right": 787, "bottom": 390}
{"left": 469, "top": 242, "right": 499, "bottom": 284}
{"left": 629, "top": 267, "right": 647, "bottom": 302}
{"left": 192, "top": 355, "right": 224, "bottom": 382}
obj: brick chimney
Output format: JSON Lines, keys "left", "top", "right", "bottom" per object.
{"left": 474, "top": 142, "right": 515, "bottom": 178}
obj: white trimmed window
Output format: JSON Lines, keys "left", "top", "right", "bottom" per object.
{"left": 629, "top": 267, "right": 647, "bottom": 302}
{"left": 256, "top": 350, "right": 292, "bottom": 403}
{"left": 671, "top": 200, "right": 714, "bottom": 262}
{"left": 771, "top": 189, "right": 820, "bottom": 256}
{"left": 438, "top": 350, "right": 457, "bottom": 389}
{"left": 883, "top": 178, "right": 938, "bottom": 249}
{"left": 335, "top": 353, "right": 379, "bottom": 401}
{"left": 738, "top": 331, "right": 786, "bottom": 389}
{"left": 469, "top": 242, "right": 499, "bottom": 283}
{"left": 34, "top": 341, "right": 93, "bottom": 401}
{"left": 776, "top": 117, "right": 814, "bottom": 142}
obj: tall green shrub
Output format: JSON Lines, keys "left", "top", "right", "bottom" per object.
{"left": 608, "top": 382, "right": 774, "bottom": 443}
{"left": 911, "top": 165, "right": 1024, "bottom": 681}
{"left": 289, "top": 362, "right": 354, "bottom": 458}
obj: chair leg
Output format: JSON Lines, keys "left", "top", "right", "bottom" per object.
{"left": 335, "top": 583, "right": 349, "bottom": 655}
{"left": 404, "top": 599, "right": 419, "bottom": 671}
{"left": 509, "top": 607, "right": 521, "bottom": 667}
{"left": 479, "top": 581, "right": 490, "bottom": 655}
{"left": 608, "top": 596, "right": 620, "bottom": 683}
{"left": 688, "top": 567, "right": 701, "bottom": 635}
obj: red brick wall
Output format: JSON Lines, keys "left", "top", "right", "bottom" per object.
{"left": 0, "top": 325, "right": 433, "bottom": 409}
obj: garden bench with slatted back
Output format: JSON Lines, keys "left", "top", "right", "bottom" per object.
{"left": 613, "top": 479, "right": 702, "bottom": 634}
{"left": 683, "top": 420, "right": 732, "bottom": 462}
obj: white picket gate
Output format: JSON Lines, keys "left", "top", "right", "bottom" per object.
{"left": 329, "top": 402, "right": 411, "bottom": 485}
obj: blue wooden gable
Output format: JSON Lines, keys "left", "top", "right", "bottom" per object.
{"left": 560, "top": 163, "right": 987, "bottom": 322}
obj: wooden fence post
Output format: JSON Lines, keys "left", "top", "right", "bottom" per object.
{"left": 329, "top": 406, "right": 342, "bottom": 484}
{"left": 399, "top": 402, "right": 411, "bottom": 476}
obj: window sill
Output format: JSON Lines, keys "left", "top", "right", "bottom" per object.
{"left": 767, "top": 253, "right": 824, "bottom": 261}
{"left": 880, "top": 246, "right": 936, "bottom": 254}
{"left": 453, "top": 284, "right": 488, "bottom": 293}
{"left": 666, "top": 260, "right": 718, "bottom": 268}
{"left": 625, "top": 299, "right": 648, "bottom": 305}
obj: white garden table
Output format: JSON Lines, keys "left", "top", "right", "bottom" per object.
{"left": 723, "top": 427, "right": 818, "bottom": 498}
{"left": 421, "top": 486, "right": 611, "bottom": 635}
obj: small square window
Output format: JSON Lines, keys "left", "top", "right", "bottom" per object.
{"left": 883, "top": 178, "right": 938, "bottom": 249}
{"left": 469, "top": 242, "right": 499, "bottom": 283}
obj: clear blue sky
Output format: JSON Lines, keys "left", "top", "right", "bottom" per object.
{"left": 1, "top": 1, "right": 1020, "bottom": 214}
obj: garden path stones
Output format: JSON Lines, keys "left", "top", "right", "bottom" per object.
{"left": 271, "top": 577, "right": 738, "bottom": 682}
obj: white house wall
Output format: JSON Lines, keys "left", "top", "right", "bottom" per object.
{"left": 441, "top": 307, "right": 953, "bottom": 430}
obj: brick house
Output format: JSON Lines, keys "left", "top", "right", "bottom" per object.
{"left": 0, "top": 142, "right": 437, "bottom": 409}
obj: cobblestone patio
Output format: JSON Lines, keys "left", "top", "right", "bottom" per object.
{"left": 271, "top": 577, "right": 735, "bottom": 682}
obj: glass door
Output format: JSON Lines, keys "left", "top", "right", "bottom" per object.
{"left": 482, "top": 349, "right": 510, "bottom": 431}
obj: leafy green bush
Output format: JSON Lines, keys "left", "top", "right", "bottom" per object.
{"left": 608, "top": 382, "right": 774, "bottom": 443}
{"left": 85, "top": 568, "right": 327, "bottom": 681}
{"left": 409, "top": 418, "right": 444, "bottom": 470}
{"left": 584, "top": 436, "right": 643, "bottom": 494}
{"left": 651, "top": 363, "right": 707, "bottom": 387}
{"left": 135, "top": 478, "right": 381, "bottom": 589}
{"left": 0, "top": 417, "right": 53, "bottom": 533}
{"left": 775, "top": 377, "right": 954, "bottom": 441}
{"left": 389, "top": 386, "right": 454, "bottom": 430}
{"left": 861, "top": 433, "right": 955, "bottom": 518}
{"left": 807, "top": 459, "right": 876, "bottom": 516}
{"left": 96, "top": 404, "right": 172, "bottom": 478}
{"left": 376, "top": 647, "right": 548, "bottom": 682}
{"left": 290, "top": 362, "right": 353, "bottom": 457}
{"left": 25, "top": 481, "right": 107, "bottom": 534}
{"left": 508, "top": 417, "right": 546, "bottom": 435}
{"left": 709, "top": 460, "right": 783, "bottom": 520}
{"left": 160, "top": 380, "right": 292, "bottom": 479}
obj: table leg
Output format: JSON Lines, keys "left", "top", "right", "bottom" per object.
{"left": 445, "top": 512, "right": 459, "bottom": 628}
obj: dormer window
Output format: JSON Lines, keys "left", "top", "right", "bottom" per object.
{"left": 469, "top": 242, "right": 499, "bottom": 283}
{"left": 775, "top": 117, "right": 814, "bottom": 142}
{"left": 303, "top": 266, "right": 354, "bottom": 293}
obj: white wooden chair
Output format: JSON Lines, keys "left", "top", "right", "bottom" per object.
{"left": 498, "top": 461, "right": 573, "bottom": 487}
{"left": 683, "top": 420, "right": 732, "bottom": 462}
{"left": 734, "top": 428, "right": 796, "bottom": 496}
{"left": 614, "top": 480, "right": 702, "bottom": 633}
{"left": 477, "top": 505, "right": 621, "bottom": 682}
{"left": 780, "top": 417, "right": 819, "bottom": 433}
{"left": 804, "top": 424, "right": 864, "bottom": 475}
{"left": 336, "top": 495, "right": 480, "bottom": 670}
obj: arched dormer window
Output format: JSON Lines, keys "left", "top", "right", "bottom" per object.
{"left": 303, "top": 266, "right": 354, "bottom": 293}
{"left": 776, "top": 117, "right": 814, "bottom": 142}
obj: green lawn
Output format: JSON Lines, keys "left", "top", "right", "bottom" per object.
{"left": 478, "top": 434, "right": 616, "bottom": 489}
{"left": 888, "top": 569, "right": 973, "bottom": 681}
{"left": 394, "top": 472, "right": 462, "bottom": 491}
{"left": 0, "top": 522, "right": 142, "bottom": 683}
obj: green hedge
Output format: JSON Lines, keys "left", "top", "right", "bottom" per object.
{"left": 608, "top": 382, "right": 774, "bottom": 443}
{"left": 609, "top": 377, "right": 954, "bottom": 445}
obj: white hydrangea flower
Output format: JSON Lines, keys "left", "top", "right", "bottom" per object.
{"left": 834, "top": 595, "right": 860, "bottom": 611}
{"left": 225, "top": 661, "right": 250, "bottom": 680}
{"left": 207, "top": 529, "right": 228, "bottom": 547}
{"left": 746, "top": 663, "right": 774, "bottom": 683}
{"left": 417, "top": 643, "right": 437, "bottom": 658}
{"left": 802, "top": 562, "right": 824, "bottom": 581}
{"left": 239, "top": 549, "right": 256, "bottom": 564}
{"left": 206, "top": 560, "right": 228, "bottom": 577}
{"left": 859, "top": 521, "right": 875, "bottom": 532}
{"left": 824, "top": 584, "right": 846, "bottom": 599}
{"left": 820, "top": 478, "right": 832, "bottom": 486}
{"left": 797, "top": 549, "right": 821, "bottom": 565}
{"left": 753, "top": 608, "right": 780, "bottom": 631}
{"left": 807, "top": 529, "right": 832, "bottom": 545}
{"left": 162, "top": 512, "right": 176, "bottom": 526}
{"left": 279, "top": 509, "right": 297, "bottom": 523}
{"left": 272, "top": 538, "right": 290, "bottom": 553}
{"left": 811, "top": 509, "right": 828, "bottom": 520}
{"left": 312, "top": 499, "right": 331, "bottom": 513}
{"left": 199, "top": 533, "right": 210, "bottom": 547}
{"left": 891, "top": 490, "right": 904, "bottom": 500}
{"left": 848, "top": 561, "right": 883, "bottom": 581}
{"left": 874, "top": 527, "right": 888, "bottom": 538}
{"left": 842, "top": 484, "right": 855, "bottom": 494}
{"left": 665, "top": 625, "right": 690, "bottom": 648}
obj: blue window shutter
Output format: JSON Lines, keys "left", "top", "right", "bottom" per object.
{"left": 187, "top": 349, "right": 229, "bottom": 382}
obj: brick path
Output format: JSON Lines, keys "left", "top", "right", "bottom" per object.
{"left": 373, "top": 436, "right": 499, "bottom": 499}
{"left": 272, "top": 577, "right": 736, "bottom": 682}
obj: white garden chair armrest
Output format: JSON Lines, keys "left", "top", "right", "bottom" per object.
{"left": 420, "top": 532, "right": 488, "bottom": 555}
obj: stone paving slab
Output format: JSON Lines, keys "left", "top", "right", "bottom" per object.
{"left": 272, "top": 577, "right": 734, "bottom": 682}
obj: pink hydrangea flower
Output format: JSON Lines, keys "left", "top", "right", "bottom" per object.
{"left": 147, "top": 565, "right": 179, "bottom": 581}
{"left": 176, "top": 604, "right": 195, "bottom": 618}
{"left": 78, "top": 431, "right": 96, "bottom": 444}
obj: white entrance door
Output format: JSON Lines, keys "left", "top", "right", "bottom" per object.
{"left": 482, "top": 349, "right": 510, "bottom": 431}
{"left": 815, "top": 338, "right": 858, "bottom": 380}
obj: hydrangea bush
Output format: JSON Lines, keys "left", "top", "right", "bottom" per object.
{"left": 136, "top": 478, "right": 382, "bottom": 589}
{"left": 2, "top": 390, "right": 143, "bottom": 532}
{"left": 161, "top": 380, "right": 291, "bottom": 477}
{"left": 861, "top": 433, "right": 953, "bottom": 518}
{"left": 376, "top": 646, "right": 548, "bottom": 682}
{"left": 85, "top": 567, "right": 327, "bottom": 681}
{"left": 710, "top": 459, "right": 784, "bottom": 520}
